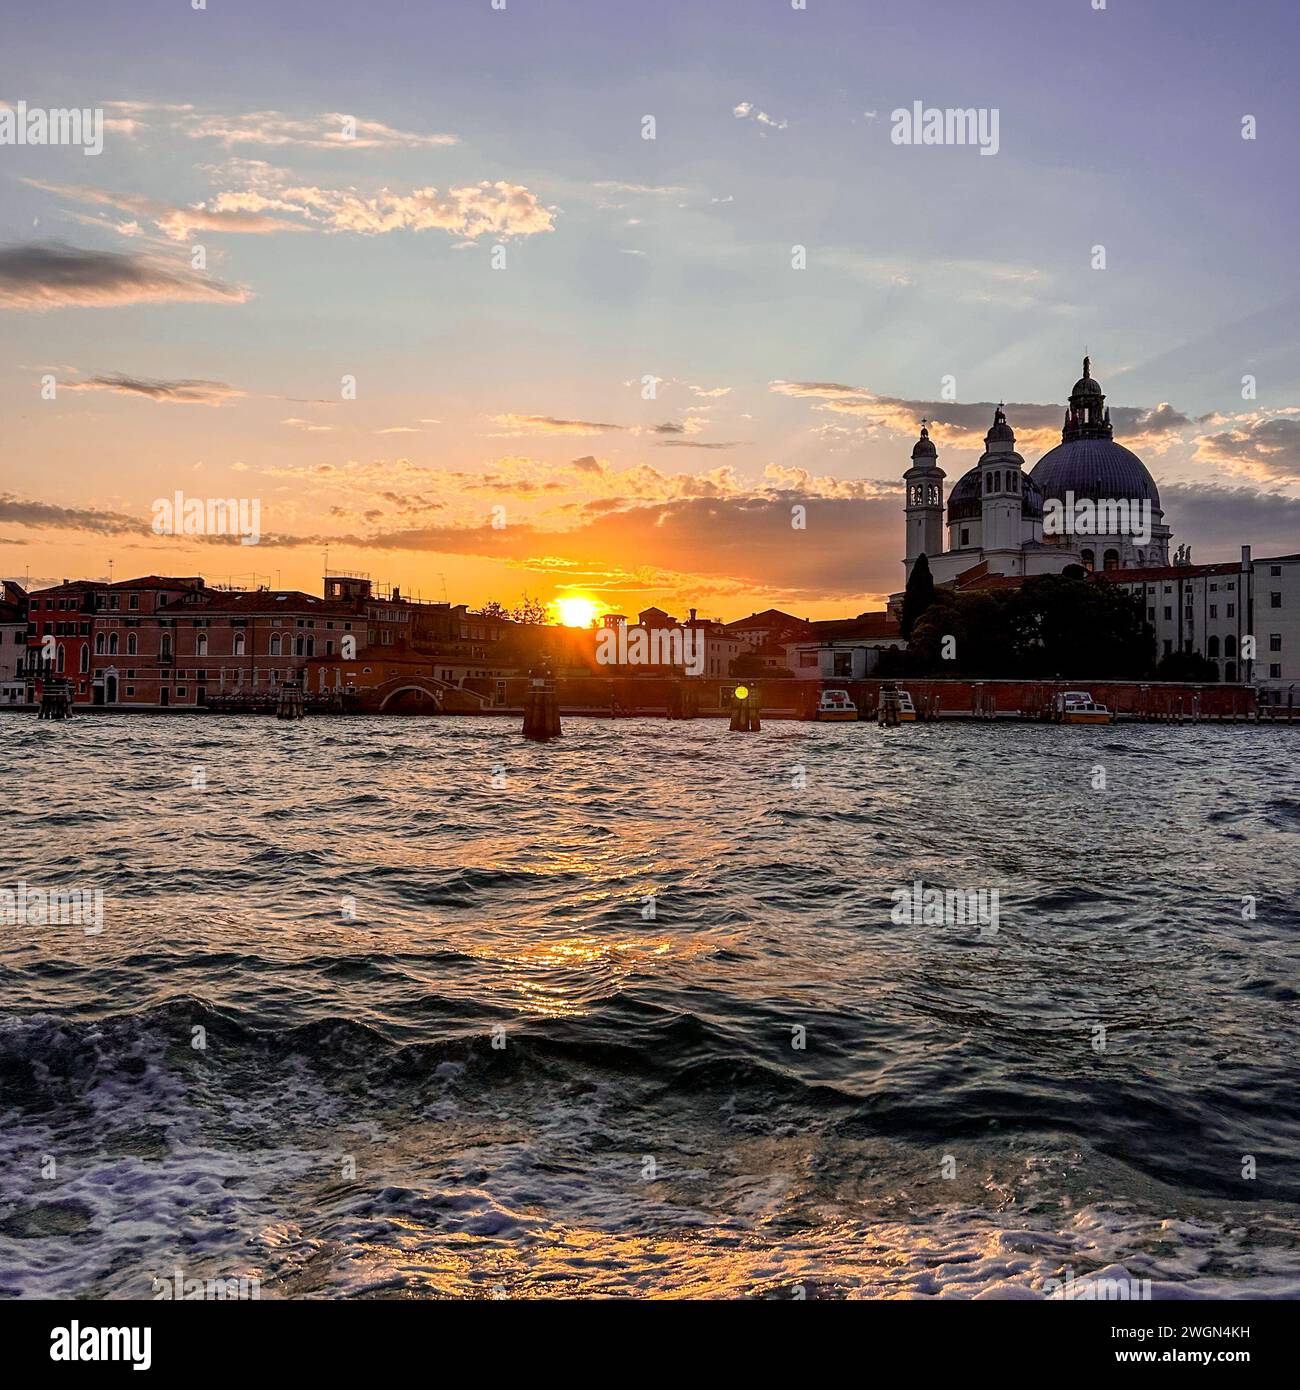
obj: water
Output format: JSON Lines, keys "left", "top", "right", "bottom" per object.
{"left": 1, "top": 714, "right": 1298, "bottom": 1299}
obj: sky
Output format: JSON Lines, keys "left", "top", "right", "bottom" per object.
{"left": 2, "top": 0, "right": 1298, "bottom": 620}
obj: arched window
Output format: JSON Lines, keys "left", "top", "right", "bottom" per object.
{"left": 160, "top": 634, "right": 172, "bottom": 659}
{"left": 1207, "top": 635, "right": 1220, "bottom": 659}
{"left": 270, "top": 634, "right": 282, "bottom": 657}
{"left": 1225, "top": 634, "right": 1236, "bottom": 658}
{"left": 1081, "top": 549, "right": 1095, "bottom": 571}
{"left": 1103, "top": 549, "right": 1120, "bottom": 571}
{"left": 108, "top": 632, "right": 119, "bottom": 655}
{"left": 234, "top": 633, "right": 246, "bottom": 656}
{"left": 95, "top": 632, "right": 106, "bottom": 655}
{"left": 56, "top": 644, "right": 66, "bottom": 672}
{"left": 80, "top": 645, "right": 89, "bottom": 673}
{"left": 127, "top": 633, "right": 137, "bottom": 656}
{"left": 196, "top": 633, "right": 208, "bottom": 657}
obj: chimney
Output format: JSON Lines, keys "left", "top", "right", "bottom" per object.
{"left": 689, "top": 607, "right": 697, "bottom": 624}
{"left": 1241, "top": 545, "right": 1252, "bottom": 569}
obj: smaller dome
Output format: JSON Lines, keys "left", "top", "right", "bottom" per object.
{"left": 985, "top": 403, "right": 1015, "bottom": 445}
{"left": 1072, "top": 375, "right": 1103, "bottom": 397}
{"left": 911, "top": 423, "right": 937, "bottom": 459}
{"left": 947, "top": 465, "right": 1043, "bottom": 523}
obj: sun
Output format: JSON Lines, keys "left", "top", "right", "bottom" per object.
{"left": 552, "top": 595, "right": 602, "bottom": 628}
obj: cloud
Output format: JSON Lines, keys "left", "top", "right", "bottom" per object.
{"left": 490, "top": 414, "right": 624, "bottom": 436}
{"left": 1191, "top": 414, "right": 1300, "bottom": 486}
{"left": 733, "top": 101, "right": 788, "bottom": 130}
{"left": 0, "top": 242, "right": 248, "bottom": 310}
{"left": 0, "top": 494, "right": 151, "bottom": 536}
{"left": 62, "top": 374, "right": 244, "bottom": 405}
{"left": 211, "top": 175, "right": 554, "bottom": 239}
{"left": 184, "top": 110, "right": 458, "bottom": 151}
{"left": 28, "top": 181, "right": 307, "bottom": 242}
{"left": 1161, "top": 483, "right": 1300, "bottom": 557}
{"left": 769, "top": 379, "right": 1198, "bottom": 458}
{"left": 282, "top": 417, "right": 336, "bottom": 432}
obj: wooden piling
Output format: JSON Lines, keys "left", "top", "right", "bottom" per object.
{"left": 276, "top": 679, "right": 305, "bottom": 720}
{"left": 38, "top": 677, "right": 74, "bottom": 720}
{"left": 728, "top": 683, "right": 761, "bottom": 732}
{"left": 522, "top": 666, "right": 562, "bottom": 741}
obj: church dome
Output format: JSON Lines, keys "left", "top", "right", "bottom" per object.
{"left": 911, "top": 423, "right": 937, "bottom": 459}
{"left": 1030, "top": 438, "right": 1161, "bottom": 509}
{"left": 1030, "top": 357, "right": 1162, "bottom": 510}
{"left": 947, "top": 466, "right": 1043, "bottom": 522}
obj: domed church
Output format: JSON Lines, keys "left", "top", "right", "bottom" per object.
{"left": 902, "top": 357, "right": 1172, "bottom": 588}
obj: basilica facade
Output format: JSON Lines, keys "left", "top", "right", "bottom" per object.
{"left": 902, "top": 357, "right": 1172, "bottom": 587}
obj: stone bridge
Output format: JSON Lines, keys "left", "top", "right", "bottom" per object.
{"left": 360, "top": 675, "right": 491, "bottom": 714}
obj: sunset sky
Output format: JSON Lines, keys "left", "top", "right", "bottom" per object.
{"left": 3, "top": 0, "right": 1298, "bottom": 619}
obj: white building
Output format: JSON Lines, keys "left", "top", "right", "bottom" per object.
{"left": 0, "top": 581, "right": 27, "bottom": 704}
{"left": 903, "top": 358, "right": 1171, "bottom": 588}
{"left": 896, "top": 354, "right": 1298, "bottom": 703}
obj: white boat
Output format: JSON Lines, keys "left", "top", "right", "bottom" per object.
{"left": 896, "top": 689, "right": 918, "bottom": 722}
{"left": 1057, "top": 691, "right": 1114, "bottom": 724}
{"left": 815, "top": 688, "right": 858, "bottom": 721}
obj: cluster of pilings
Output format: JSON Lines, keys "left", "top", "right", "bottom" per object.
{"left": 728, "top": 685, "right": 761, "bottom": 731}
{"left": 666, "top": 682, "right": 700, "bottom": 719}
{"left": 38, "top": 678, "right": 74, "bottom": 720}
{"left": 523, "top": 667, "right": 562, "bottom": 741}
{"left": 276, "top": 680, "right": 306, "bottom": 720}
{"left": 878, "top": 683, "right": 900, "bottom": 727}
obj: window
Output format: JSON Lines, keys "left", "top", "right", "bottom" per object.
{"left": 270, "top": 634, "right": 282, "bottom": 656}
{"left": 1081, "top": 549, "right": 1095, "bottom": 570}
{"left": 196, "top": 634, "right": 208, "bottom": 657}
{"left": 1103, "top": 550, "right": 1120, "bottom": 571}
{"left": 79, "top": 646, "right": 89, "bottom": 672}
{"left": 1227, "top": 604, "right": 1235, "bottom": 618}
{"left": 108, "top": 633, "right": 119, "bottom": 655}
{"left": 1225, "top": 635, "right": 1237, "bottom": 658}
{"left": 160, "top": 635, "right": 172, "bottom": 659}
{"left": 1270, "top": 634, "right": 1282, "bottom": 651}
{"left": 1207, "top": 636, "right": 1219, "bottom": 658}
{"left": 129, "top": 595, "right": 139, "bottom": 611}
{"left": 1147, "top": 608, "right": 1155, "bottom": 621}
{"left": 1209, "top": 583, "right": 1217, "bottom": 592}
{"left": 56, "top": 644, "right": 65, "bottom": 671}
{"left": 127, "top": 634, "right": 137, "bottom": 656}
{"left": 1270, "top": 592, "right": 1282, "bottom": 608}
{"left": 176, "top": 687, "right": 186, "bottom": 699}
{"left": 95, "top": 632, "right": 106, "bottom": 655}
{"left": 1271, "top": 565, "right": 1282, "bottom": 577}
{"left": 1270, "top": 664, "right": 1282, "bottom": 679}
{"left": 1209, "top": 605, "right": 1217, "bottom": 619}
{"left": 799, "top": 651, "right": 818, "bottom": 668}
{"left": 960, "top": 528, "right": 970, "bottom": 546}
{"left": 1163, "top": 607, "right": 1172, "bottom": 621}
{"left": 233, "top": 633, "right": 246, "bottom": 656}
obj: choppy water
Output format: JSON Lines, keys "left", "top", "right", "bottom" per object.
{"left": 1, "top": 713, "right": 1298, "bottom": 1299}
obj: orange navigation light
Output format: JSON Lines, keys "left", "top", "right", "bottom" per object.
{"left": 734, "top": 686, "right": 749, "bottom": 700}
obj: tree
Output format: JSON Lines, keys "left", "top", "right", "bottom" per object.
{"left": 901, "top": 552, "right": 936, "bottom": 639}
{"left": 512, "top": 596, "right": 549, "bottom": 625}
{"left": 1155, "top": 649, "right": 1219, "bottom": 682}
{"left": 477, "top": 600, "right": 511, "bottom": 621}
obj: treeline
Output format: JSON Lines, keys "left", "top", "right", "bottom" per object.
{"left": 890, "top": 557, "right": 1214, "bottom": 680}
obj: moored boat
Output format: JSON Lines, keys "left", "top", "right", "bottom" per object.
{"left": 815, "top": 688, "right": 858, "bottom": 721}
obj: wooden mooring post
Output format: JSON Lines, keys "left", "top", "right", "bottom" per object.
{"left": 728, "top": 683, "right": 761, "bottom": 732}
{"left": 523, "top": 664, "right": 562, "bottom": 741}
{"left": 879, "top": 681, "right": 900, "bottom": 727}
{"left": 38, "top": 677, "right": 74, "bottom": 720}
{"left": 276, "top": 679, "right": 305, "bottom": 720}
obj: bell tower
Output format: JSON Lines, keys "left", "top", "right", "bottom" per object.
{"left": 903, "top": 422, "right": 945, "bottom": 577}
{"left": 978, "top": 404, "right": 1026, "bottom": 555}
